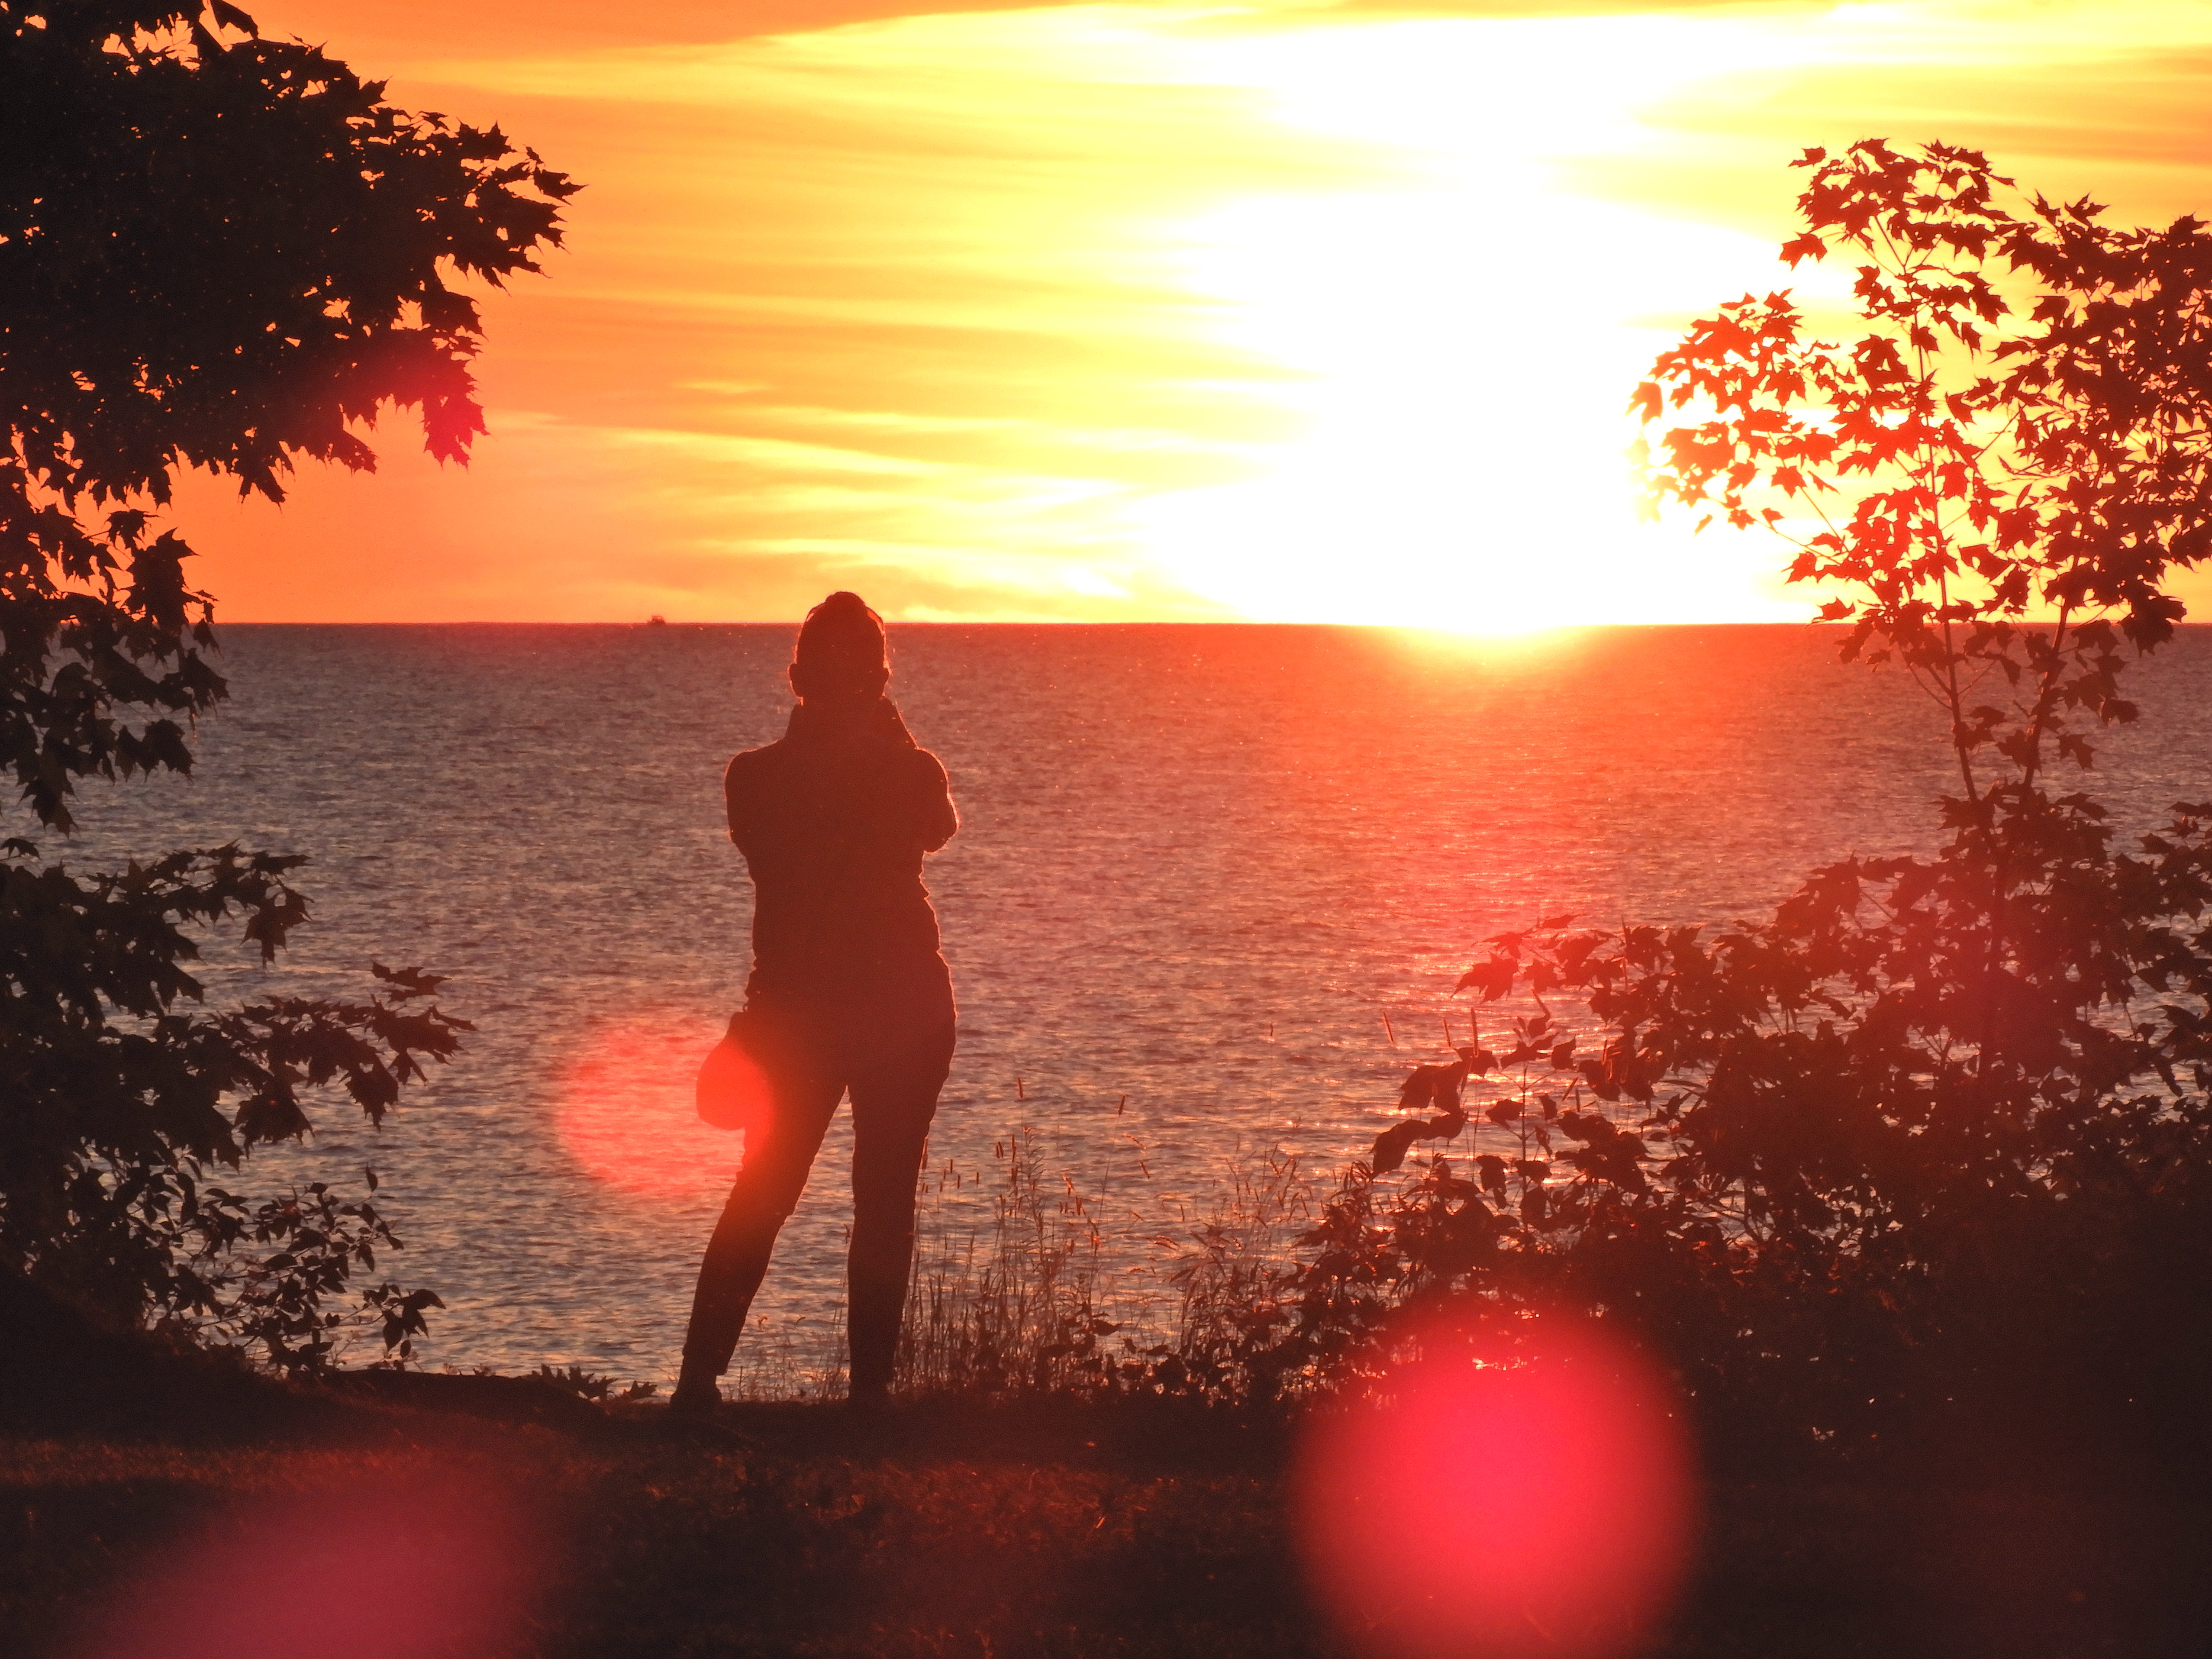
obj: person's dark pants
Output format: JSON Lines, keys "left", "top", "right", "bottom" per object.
{"left": 681, "top": 1008, "right": 954, "bottom": 1397}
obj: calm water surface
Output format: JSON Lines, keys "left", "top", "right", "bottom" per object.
{"left": 66, "top": 624, "right": 2212, "bottom": 1381}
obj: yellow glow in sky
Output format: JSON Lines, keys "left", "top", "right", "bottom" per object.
{"left": 177, "top": 0, "right": 2212, "bottom": 626}
{"left": 1135, "top": 13, "right": 1811, "bottom": 628}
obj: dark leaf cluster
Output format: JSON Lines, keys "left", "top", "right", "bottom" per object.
{"left": 1633, "top": 139, "right": 2212, "bottom": 808}
{"left": 0, "top": 830, "right": 469, "bottom": 1335}
{"left": 0, "top": 1, "right": 574, "bottom": 833}
{"left": 2, "top": 0, "right": 578, "bottom": 506}
{"left": 149, "top": 1175, "right": 445, "bottom": 1370}
{"left": 0, "top": 3, "right": 557, "bottom": 1355}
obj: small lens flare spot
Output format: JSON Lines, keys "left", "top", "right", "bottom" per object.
{"left": 556, "top": 1010, "right": 740, "bottom": 1199}
{"left": 1295, "top": 1310, "right": 1697, "bottom": 1659}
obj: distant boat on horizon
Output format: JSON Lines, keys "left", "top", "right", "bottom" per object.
{"left": 646, "top": 615, "right": 668, "bottom": 627}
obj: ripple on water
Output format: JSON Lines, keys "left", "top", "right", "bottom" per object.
{"left": 59, "top": 622, "right": 2212, "bottom": 1381}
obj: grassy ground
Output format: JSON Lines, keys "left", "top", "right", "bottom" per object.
{"left": 4, "top": 1384, "right": 1309, "bottom": 1659}
{"left": 6, "top": 1365, "right": 2210, "bottom": 1659}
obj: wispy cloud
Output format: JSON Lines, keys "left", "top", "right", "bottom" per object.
{"left": 190, "top": 0, "right": 2212, "bottom": 623}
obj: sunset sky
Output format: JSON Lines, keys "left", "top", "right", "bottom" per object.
{"left": 180, "top": 0, "right": 2212, "bottom": 628}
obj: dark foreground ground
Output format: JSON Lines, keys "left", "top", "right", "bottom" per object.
{"left": 4, "top": 1354, "right": 2209, "bottom": 1659}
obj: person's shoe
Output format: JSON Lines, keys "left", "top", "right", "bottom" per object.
{"left": 845, "top": 1379, "right": 891, "bottom": 1418}
{"left": 670, "top": 1375, "right": 722, "bottom": 1417}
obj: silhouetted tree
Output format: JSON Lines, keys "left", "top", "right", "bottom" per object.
{"left": 1264, "top": 142, "right": 2212, "bottom": 1471}
{"left": 0, "top": 0, "right": 575, "bottom": 1366}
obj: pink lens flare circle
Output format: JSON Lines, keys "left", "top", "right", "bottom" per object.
{"left": 1294, "top": 1310, "right": 1698, "bottom": 1659}
{"left": 555, "top": 1010, "right": 745, "bottom": 1199}
{"left": 65, "top": 1475, "right": 541, "bottom": 1659}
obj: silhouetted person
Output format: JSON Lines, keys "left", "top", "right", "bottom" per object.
{"left": 674, "top": 593, "right": 958, "bottom": 1413}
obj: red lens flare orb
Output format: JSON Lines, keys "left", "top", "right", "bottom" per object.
{"left": 555, "top": 1009, "right": 745, "bottom": 1200}
{"left": 1294, "top": 1310, "right": 1697, "bottom": 1659}
{"left": 65, "top": 1473, "right": 541, "bottom": 1659}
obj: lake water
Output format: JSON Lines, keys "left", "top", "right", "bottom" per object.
{"left": 62, "top": 623, "right": 2212, "bottom": 1385}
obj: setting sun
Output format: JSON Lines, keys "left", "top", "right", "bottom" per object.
{"left": 1130, "top": 12, "right": 1803, "bottom": 630}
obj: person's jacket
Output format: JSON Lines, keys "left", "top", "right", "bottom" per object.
{"left": 725, "top": 696, "right": 957, "bottom": 1031}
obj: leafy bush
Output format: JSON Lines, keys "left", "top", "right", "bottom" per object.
{"left": 1227, "top": 141, "right": 2212, "bottom": 1467}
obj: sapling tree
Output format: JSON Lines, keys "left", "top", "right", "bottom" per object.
{"left": 0, "top": 0, "right": 575, "bottom": 1366}
{"left": 1264, "top": 143, "right": 2212, "bottom": 1457}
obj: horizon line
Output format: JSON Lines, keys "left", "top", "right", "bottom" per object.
{"left": 202, "top": 617, "right": 2207, "bottom": 630}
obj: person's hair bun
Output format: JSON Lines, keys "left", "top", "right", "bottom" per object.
{"left": 793, "top": 591, "right": 888, "bottom": 694}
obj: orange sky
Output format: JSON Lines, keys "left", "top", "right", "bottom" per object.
{"left": 174, "top": 0, "right": 2212, "bottom": 627}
